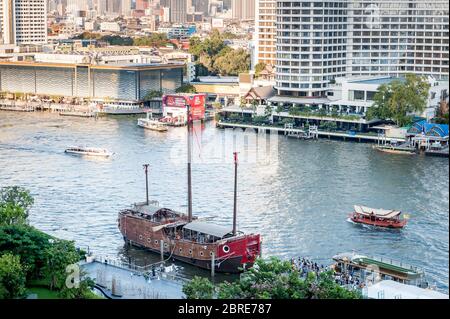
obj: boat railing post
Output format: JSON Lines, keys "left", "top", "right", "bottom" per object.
{"left": 211, "top": 252, "right": 215, "bottom": 279}
{"left": 160, "top": 240, "right": 164, "bottom": 261}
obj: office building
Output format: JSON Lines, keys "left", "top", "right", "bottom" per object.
{"left": 0, "top": 0, "right": 47, "bottom": 45}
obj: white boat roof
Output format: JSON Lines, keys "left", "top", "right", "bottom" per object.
{"left": 366, "top": 280, "right": 449, "bottom": 299}
{"left": 354, "top": 205, "right": 401, "bottom": 219}
{"left": 183, "top": 221, "right": 233, "bottom": 238}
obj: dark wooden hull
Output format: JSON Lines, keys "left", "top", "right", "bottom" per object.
{"left": 125, "top": 237, "right": 250, "bottom": 273}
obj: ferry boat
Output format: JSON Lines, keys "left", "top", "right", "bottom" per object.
{"left": 96, "top": 101, "right": 149, "bottom": 115}
{"left": 374, "top": 144, "right": 416, "bottom": 155}
{"left": 332, "top": 252, "right": 429, "bottom": 288}
{"left": 349, "top": 205, "right": 408, "bottom": 229}
{"left": 118, "top": 107, "right": 261, "bottom": 273}
{"left": 65, "top": 147, "right": 113, "bottom": 157}
{"left": 137, "top": 113, "right": 168, "bottom": 132}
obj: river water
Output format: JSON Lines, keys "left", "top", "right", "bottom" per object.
{"left": 0, "top": 112, "right": 448, "bottom": 291}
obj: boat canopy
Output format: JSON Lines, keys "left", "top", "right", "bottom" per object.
{"left": 354, "top": 205, "right": 401, "bottom": 219}
{"left": 183, "top": 221, "right": 233, "bottom": 239}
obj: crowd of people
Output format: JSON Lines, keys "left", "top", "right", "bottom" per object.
{"left": 290, "top": 257, "right": 365, "bottom": 290}
{"left": 290, "top": 257, "right": 328, "bottom": 278}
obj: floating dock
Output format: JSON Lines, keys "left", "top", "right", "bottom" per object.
{"left": 217, "top": 121, "right": 404, "bottom": 143}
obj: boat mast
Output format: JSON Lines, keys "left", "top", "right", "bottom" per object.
{"left": 187, "top": 102, "right": 193, "bottom": 222}
{"left": 143, "top": 164, "right": 149, "bottom": 205}
{"left": 233, "top": 152, "right": 238, "bottom": 236}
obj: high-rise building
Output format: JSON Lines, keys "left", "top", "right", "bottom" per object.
{"left": 275, "top": 0, "right": 449, "bottom": 98}
{"left": 254, "top": 0, "right": 276, "bottom": 67}
{"left": 0, "top": 0, "right": 47, "bottom": 45}
{"left": 192, "top": 0, "right": 209, "bottom": 14}
{"left": 231, "top": 0, "right": 255, "bottom": 20}
{"left": 170, "top": 0, "right": 187, "bottom": 23}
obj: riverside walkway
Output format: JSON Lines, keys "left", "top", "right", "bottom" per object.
{"left": 80, "top": 257, "right": 185, "bottom": 299}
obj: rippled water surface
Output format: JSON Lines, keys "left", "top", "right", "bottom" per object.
{"left": 0, "top": 112, "right": 448, "bottom": 291}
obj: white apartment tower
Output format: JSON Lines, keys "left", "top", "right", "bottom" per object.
{"left": 255, "top": 0, "right": 276, "bottom": 67}
{"left": 275, "top": 0, "right": 449, "bottom": 98}
{"left": 0, "top": 0, "right": 47, "bottom": 45}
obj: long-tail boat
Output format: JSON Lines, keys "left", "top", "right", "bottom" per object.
{"left": 349, "top": 205, "right": 408, "bottom": 229}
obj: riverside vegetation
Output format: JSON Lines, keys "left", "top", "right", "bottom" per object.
{"left": 0, "top": 186, "right": 98, "bottom": 299}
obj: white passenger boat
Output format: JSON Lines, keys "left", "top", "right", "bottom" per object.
{"left": 137, "top": 113, "right": 168, "bottom": 132}
{"left": 65, "top": 147, "right": 113, "bottom": 157}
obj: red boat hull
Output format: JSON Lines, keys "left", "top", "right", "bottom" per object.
{"left": 349, "top": 213, "right": 407, "bottom": 229}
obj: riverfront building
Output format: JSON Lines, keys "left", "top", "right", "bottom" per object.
{"left": 255, "top": 0, "right": 276, "bottom": 67}
{"left": 0, "top": 0, "right": 47, "bottom": 45}
{"left": 275, "top": 0, "right": 449, "bottom": 98}
{"left": 0, "top": 61, "right": 183, "bottom": 102}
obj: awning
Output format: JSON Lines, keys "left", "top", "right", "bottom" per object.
{"left": 183, "top": 221, "right": 233, "bottom": 238}
{"left": 354, "top": 205, "right": 401, "bottom": 219}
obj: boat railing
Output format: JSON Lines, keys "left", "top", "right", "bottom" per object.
{"left": 90, "top": 254, "right": 189, "bottom": 283}
{"left": 366, "top": 255, "right": 425, "bottom": 275}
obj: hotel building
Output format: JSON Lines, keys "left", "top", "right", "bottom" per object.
{"left": 0, "top": 0, "right": 47, "bottom": 45}
{"left": 275, "top": 0, "right": 449, "bottom": 98}
{"left": 254, "top": 0, "right": 276, "bottom": 67}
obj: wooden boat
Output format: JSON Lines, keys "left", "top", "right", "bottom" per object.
{"left": 349, "top": 205, "right": 408, "bottom": 229}
{"left": 137, "top": 114, "right": 168, "bottom": 132}
{"left": 65, "top": 147, "right": 113, "bottom": 157}
{"left": 118, "top": 107, "right": 261, "bottom": 273}
{"left": 375, "top": 145, "right": 416, "bottom": 155}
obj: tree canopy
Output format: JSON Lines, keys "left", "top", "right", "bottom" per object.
{"left": 366, "top": 74, "right": 430, "bottom": 126}
{"left": 0, "top": 253, "right": 26, "bottom": 299}
{"left": 175, "top": 84, "right": 198, "bottom": 94}
{"left": 189, "top": 30, "right": 250, "bottom": 76}
{"left": 182, "top": 257, "right": 362, "bottom": 299}
{"left": 0, "top": 186, "right": 34, "bottom": 226}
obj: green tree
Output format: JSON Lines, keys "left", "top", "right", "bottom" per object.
{"left": 0, "top": 224, "right": 52, "bottom": 280}
{"left": 58, "top": 273, "right": 95, "bottom": 299}
{"left": 182, "top": 257, "right": 362, "bottom": 299}
{"left": 143, "top": 90, "right": 162, "bottom": 101}
{"left": 366, "top": 74, "right": 430, "bottom": 126}
{"left": 0, "top": 186, "right": 34, "bottom": 226}
{"left": 133, "top": 33, "right": 170, "bottom": 47}
{"left": 275, "top": 105, "right": 284, "bottom": 114}
{"left": 175, "top": 84, "right": 197, "bottom": 94}
{"left": 264, "top": 105, "right": 273, "bottom": 118}
{"left": 214, "top": 49, "right": 251, "bottom": 76}
{"left": 42, "top": 240, "right": 83, "bottom": 291}
{"left": 254, "top": 62, "right": 267, "bottom": 77}
{"left": 182, "top": 276, "right": 215, "bottom": 299}
{"left": 0, "top": 253, "right": 26, "bottom": 299}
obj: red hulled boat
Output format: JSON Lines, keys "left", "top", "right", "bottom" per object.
{"left": 118, "top": 101, "right": 261, "bottom": 273}
{"left": 349, "top": 205, "right": 408, "bottom": 229}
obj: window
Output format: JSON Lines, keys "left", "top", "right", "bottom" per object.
{"left": 354, "top": 90, "right": 365, "bottom": 100}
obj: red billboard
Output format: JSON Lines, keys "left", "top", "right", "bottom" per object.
{"left": 163, "top": 94, "right": 206, "bottom": 121}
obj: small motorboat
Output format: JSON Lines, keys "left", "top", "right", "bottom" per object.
{"left": 65, "top": 147, "right": 113, "bottom": 157}
{"left": 137, "top": 113, "right": 168, "bottom": 132}
{"left": 349, "top": 205, "right": 408, "bottom": 229}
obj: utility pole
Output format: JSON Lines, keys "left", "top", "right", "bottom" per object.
{"left": 187, "top": 103, "right": 193, "bottom": 222}
{"left": 143, "top": 164, "right": 149, "bottom": 205}
{"left": 233, "top": 152, "right": 238, "bottom": 236}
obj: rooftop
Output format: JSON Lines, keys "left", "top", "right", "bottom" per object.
{"left": 367, "top": 280, "right": 448, "bottom": 299}
{"left": 348, "top": 76, "right": 404, "bottom": 85}
{"left": 183, "top": 221, "right": 233, "bottom": 239}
